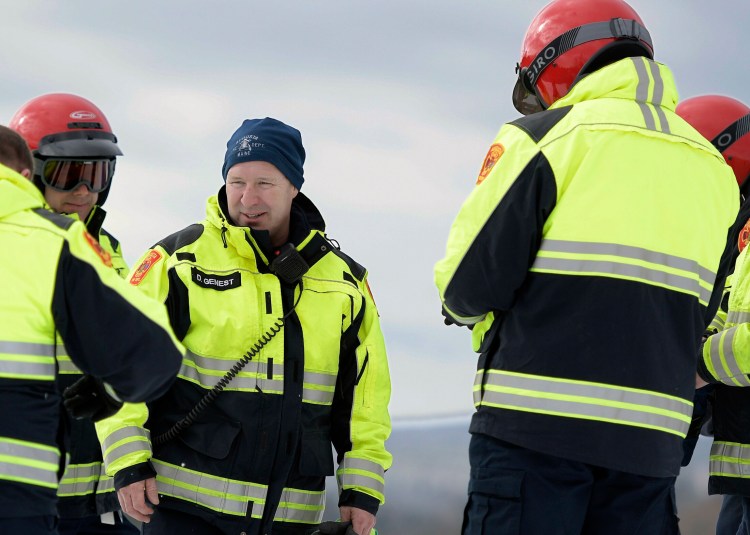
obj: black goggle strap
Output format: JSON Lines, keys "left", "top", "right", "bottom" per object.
{"left": 521, "top": 18, "right": 653, "bottom": 92}
{"left": 711, "top": 113, "right": 750, "bottom": 154}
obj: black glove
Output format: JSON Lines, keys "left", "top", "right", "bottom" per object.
{"left": 63, "top": 375, "right": 123, "bottom": 422}
{"left": 307, "top": 521, "right": 357, "bottom": 535}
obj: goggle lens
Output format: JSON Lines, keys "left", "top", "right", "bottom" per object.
{"left": 41, "top": 159, "right": 112, "bottom": 193}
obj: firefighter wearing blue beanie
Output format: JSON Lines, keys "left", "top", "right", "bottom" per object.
{"left": 222, "top": 117, "right": 305, "bottom": 189}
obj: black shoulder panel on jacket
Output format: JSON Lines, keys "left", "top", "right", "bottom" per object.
{"left": 100, "top": 228, "right": 120, "bottom": 251}
{"left": 330, "top": 247, "right": 367, "bottom": 282}
{"left": 155, "top": 224, "right": 204, "bottom": 255}
{"left": 32, "top": 207, "right": 75, "bottom": 230}
{"left": 443, "top": 151, "right": 558, "bottom": 317}
{"left": 510, "top": 106, "right": 573, "bottom": 144}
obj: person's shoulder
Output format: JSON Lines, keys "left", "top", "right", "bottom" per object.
{"left": 508, "top": 106, "right": 574, "bottom": 144}
{"left": 325, "top": 239, "right": 367, "bottom": 284}
{"left": 99, "top": 227, "right": 121, "bottom": 251}
{"left": 154, "top": 223, "right": 206, "bottom": 256}
{"left": 29, "top": 207, "right": 76, "bottom": 230}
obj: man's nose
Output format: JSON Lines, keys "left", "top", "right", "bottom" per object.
{"left": 71, "top": 183, "right": 90, "bottom": 196}
{"left": 241, "top": 184, "right": 260, "bottom": 204}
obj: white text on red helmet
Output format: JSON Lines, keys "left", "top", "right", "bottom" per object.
{"left": 528, "top": 46, "right": 557, "bottom": 84}
{"left": 69, "top": 111, "right": 97, "bottom": 120}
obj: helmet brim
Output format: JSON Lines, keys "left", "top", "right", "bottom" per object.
{"left": 36, "top": 137, "right": 122, "bottom": 158}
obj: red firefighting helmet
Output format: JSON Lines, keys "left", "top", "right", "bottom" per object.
{"left": 513, "top": 0, "right": 654, "bottom": 115}
{"left": 8, "top": 93, "right": 122, "bottom": 206}
{"left": 676, "top": 95, "right": 750, "bottom": 192}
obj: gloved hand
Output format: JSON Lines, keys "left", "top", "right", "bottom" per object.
{"left": 308, "top": 521, "right": 357, "bottom": 535}
{"left": 441, "top": 306, "right": 474, "bottom": 330}
{"left": 63, "top": 375, "right": 123, "bottom": 422}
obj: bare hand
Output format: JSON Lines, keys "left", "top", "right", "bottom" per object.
{"left": 696, "top": 372, "right": 709, "bottom": 389}
{"left": 117, "top": 477, "right": 159, "bottom": 523}
{"left": 340, "top": 506, "right": 375, "bottom": 535}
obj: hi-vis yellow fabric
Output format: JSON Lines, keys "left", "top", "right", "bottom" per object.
{"left": 97, "top": 190, "right": 391, "bottom": 530}
{"left": 434, "top": 57, "right": 738, "bottom": 479}
{"left": 0, "top": 163, "right": 182, "bottom": 518}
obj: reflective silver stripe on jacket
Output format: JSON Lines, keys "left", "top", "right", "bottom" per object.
{"left": 180, "top": 351, "right": 284, "bottom": 392}
{"left": 154, "top": 459, "right": 325, "bottom": 522}
{"left": 0, "top": 341, "right": 56, "bottom": 379}
{"left": 632, "top": 58, "right": 671, "bottom": 134}
{"left": 337, "top": 457, "right": 385, "bottom": 496}
{"left": 532, "top": 239, "right": 714, "bottom": 303}
{"left": 474, "top": 369, "right": 692, "bottom": 436}
{"left": 710, "top": 441, "right": 750, "bottom": 478}
{"left": 303, "top": 371, "right": 337, "bottom": 405}
{"left": 154, "top": 459, "right": 266, "bottom": 517}
{"left": 181, "top": 351, "right": 337, "bottom": 403}
{"left": 274, "top": 487, "right": 326, "bottom": 524}
{"left": 101, "top": 427, "right": 151, "bottom": 468}
{"left": 706, "top": 326, "right": 750, "bottom": 386}
{"left": 0, "top": 437, "right": 60, "bottom": 488}
{"left": 58, "top": 462, "right": 99, "bottom": 496}
{"left": 727, "top": 310, "right": 750, "bottom": 325}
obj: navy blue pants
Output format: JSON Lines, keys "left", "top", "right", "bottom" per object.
{"left": 0, "top": 516, "right": 58, "bottom": 535}
{"left": 716, "top": 494, "right": 750, "bottom": 535}
{"left": 58, "top": 514, "right": 139, "bottom": 535}
{"left": 462, "top": 433, "right": 680, "bottom": 535}
{"left": 142, "top": 506, "right": 313, "bottom": 534}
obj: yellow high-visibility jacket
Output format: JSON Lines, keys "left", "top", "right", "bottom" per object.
{"left": 97, "top": 189, "right": 392, "bottom": 532}
{"left": 435, "top": 57, "right": 738, "bottom": 478}
{"left": 0, "top": 163, "right": 183, "bottom": 518}
{"left": 56, "top": 205, "right": 130, "bottom": 518}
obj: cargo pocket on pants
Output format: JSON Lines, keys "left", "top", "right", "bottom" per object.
{"left": 462, "top": 470, "right": 523, "bottom": 535}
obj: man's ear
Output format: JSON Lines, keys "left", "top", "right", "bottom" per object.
{"left": 21, "top": 168, "right": 31, "bottom": 179}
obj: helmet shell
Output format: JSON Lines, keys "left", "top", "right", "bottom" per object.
{"left": 676, "top": 95, "right": 750, "bottom": 190}
{"left": 519, "top": 0, "right": 652, "bottom": 108}
{"left": 9, "top": 93, "right": 122, "bottom": 205}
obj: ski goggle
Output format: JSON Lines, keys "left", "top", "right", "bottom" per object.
{"left": 512, "top": 18, "right": 653, "bottom": 115}
{"left": 39, "top": 158, "right": 114, "bottom": 193}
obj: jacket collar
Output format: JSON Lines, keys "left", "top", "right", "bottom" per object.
{"left": 551, "top": 57, "right": 678, "bottom": 112}
{"left": 0, "top": 163, "right": 47, "bottom": 220}
{"left": 205, "top": 186, "right": 328, "bottom": 266}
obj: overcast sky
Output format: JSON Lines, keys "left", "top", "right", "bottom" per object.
{"left": 3, "top": 1, "right": 749, "bottom": 419}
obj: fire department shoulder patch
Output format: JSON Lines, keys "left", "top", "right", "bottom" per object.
{"left": 129, "top": 250, "right": 162, "bottom": 286}
{"left": 739, "top": 218, "right": 750, "bottom": 253}
{"left": 477, "top": 143, "right": 505, "bottom": 185}
{"left": 83, "top": 231, "right": 113, "bottom": 268}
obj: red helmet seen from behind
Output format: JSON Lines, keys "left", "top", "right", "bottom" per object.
{"left": 676, "top": 95, "right": 750, "bottom": 192}
{"left": 8, "top": 93, "right": 122, "bottom": 205}
{"left": 513, "top": 0, "right": 654, "bottom": 115}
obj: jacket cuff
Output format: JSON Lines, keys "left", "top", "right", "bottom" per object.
{"left": 338, "top": 489, "right": 379, "bottom": 516}
{"left": 114, "top": 461, "right": 156, "bottom": 490}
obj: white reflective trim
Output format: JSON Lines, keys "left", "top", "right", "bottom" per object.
{"left": 58, "top": 463, "right": 99, "bottom": 496}
{"left": 708, "top": 327, "right": 750, "bottom": 386}
{"left": 478, "top": 370, "right": 692, "bottom": 436}
{"left": 709, "top": 441, "right": 750, "bottom": 478}
{"left": 0, "top": 437, "right": 60, "bottom": 488}
{"left": 533, "top": 239, "right": 714, "bottom": 303}
{"left": 727, "top": 310, "right": 750, "bottom": 325}
{"left": 101, "top": 426, "right": 150, "bottom": 452}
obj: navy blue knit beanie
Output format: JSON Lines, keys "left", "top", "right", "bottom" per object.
{"left": 222, "top": 117, "right": 305, "bottom": 189}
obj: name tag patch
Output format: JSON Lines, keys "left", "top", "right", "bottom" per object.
{"left": 191, "top": 267, "right": 241, "bottom": 291}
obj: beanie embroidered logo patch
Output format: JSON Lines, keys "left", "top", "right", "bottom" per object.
{"left": 130, "top": 250, "right": 163, "bottom": 286}
{"left": 234, "top": 135, "right": 265, "bottom": 159}
{"left": 477, "top": 143, "right": 505, "bottom": 185}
